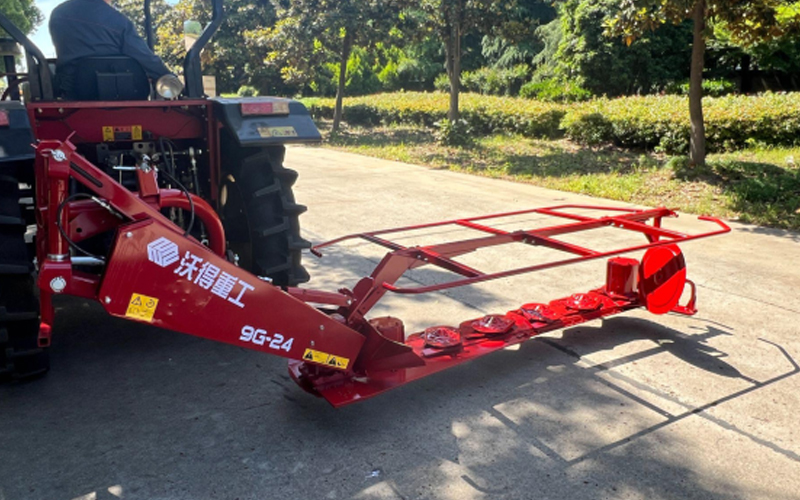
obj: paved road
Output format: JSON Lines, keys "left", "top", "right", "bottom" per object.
{"left": 2, "top": 146, "right": 799, "bottom": 500}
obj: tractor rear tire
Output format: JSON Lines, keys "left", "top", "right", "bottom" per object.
{"left": 0, "top": 173, "right": 48, "bottom": 382}
{"left": 220, "top": 146, "right": 311, "bottom": 288}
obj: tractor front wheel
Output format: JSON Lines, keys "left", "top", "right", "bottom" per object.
{"left": 0, "top": 172, "right": 48, "bottom": 382}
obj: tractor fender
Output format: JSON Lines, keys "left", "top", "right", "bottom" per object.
{"left": 211, "top": 96, "right": 321, "bottom": 148}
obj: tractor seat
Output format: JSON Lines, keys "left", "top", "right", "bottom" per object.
{"left": 57, "top": 56, "right": 150, "bottom": 101}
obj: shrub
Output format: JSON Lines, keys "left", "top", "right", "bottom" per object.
{"left": 434, "top": 119, "right": 475, "bottom": 147}
{"left": 520, "top": 78, "right": 592, "bottom": 102}
{"left": 559, "top": 111, "right": 613, "bottom": 144}
{"left": 562, "top": 95, "right": 690, "bottom": 152}
{"left": 434, "top": 74, "right": 450, "bottom": 92}
{"left": 304, "top": 92, "right": 568, "bottom": 137}
{"left": 664, "top": 78, "right": 738, "bottom": 97}
{"left": 562, "top": 93, "right": 800, "bottom": 153}
{"left": 302, "top": 91, "right": 800, "bottom": 153}
{"left": 236, "top": 85, "right": 259, "bottom": 97}
{"left": 343, "top": 104, "right": 382, "bottom": 127}
{"left": 461, "top": 65, "right": 529, "bottom": 96}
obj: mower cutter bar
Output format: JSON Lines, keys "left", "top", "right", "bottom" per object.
{"left": 291, "top": 284, "right": 648, "bottom": 407}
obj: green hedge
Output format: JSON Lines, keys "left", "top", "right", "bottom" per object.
{"left": 306, "top": 93, "right": 566, "bottom": 138}
{"left": 303, "top": 91, "right": 800, "bottom": 153}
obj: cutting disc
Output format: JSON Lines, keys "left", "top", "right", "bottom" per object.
{"left": 471, "top": 314, "right": 514, "bottom": 334}
{"left": 423, "top": 326, "right": 462, "bottom": 349}
{"left": 520, "top": 303, "right": 560, "bottom": 323}
{"left": 639, "top": 245, "right": 687, "bottom": 314}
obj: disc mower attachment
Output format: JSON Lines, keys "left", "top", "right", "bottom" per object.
{"left": 292, "top": 205, "right": 730, "bottom": 406}
{"left": 33, "top": 140, "right": 729, "bottom": 407}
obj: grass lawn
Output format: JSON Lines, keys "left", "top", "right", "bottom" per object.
{"left": 318, "top": 122, "right": 800, "bottom": 231}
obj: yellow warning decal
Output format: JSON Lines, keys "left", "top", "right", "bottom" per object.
{"left": 302, "top": 348, "right": 350, "bottom": 370}
{"left": 257, "top": 126, "right": 298, "bottom": 138}
{"left": 102, "top": 125, "right": 143, "bottom": 142}
{"left": 102, "top": 126, "right": 114, "bottom": 142}
{"left": 325, "top": 354, "right": 350, "bottom": 369}
{"left": 125, "top": 293, "right": 159, "bottom": 322}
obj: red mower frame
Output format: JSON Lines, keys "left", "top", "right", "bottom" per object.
{"left": 35, "top": 138, "right": 730, "bottom": 407}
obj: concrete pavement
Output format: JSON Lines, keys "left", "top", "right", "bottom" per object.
{"left": 1, "top": 146, "right": 799, "bottom": 500}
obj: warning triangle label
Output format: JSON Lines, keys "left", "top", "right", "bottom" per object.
{"left": 301, "top": 349, "right": 350, "bottom": 370}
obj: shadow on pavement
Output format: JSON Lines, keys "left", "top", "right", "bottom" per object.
{"left": 1, "top": 295, "right": 798, "bottom": 500}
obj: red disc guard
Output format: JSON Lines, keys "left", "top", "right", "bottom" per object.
{"left": 639, "top": 245, "right": 687, "bottom": 314}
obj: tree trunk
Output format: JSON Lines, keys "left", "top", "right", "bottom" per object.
{"left": 740, "top": 53, "right": 752, "bottom": 94}
{"left": 445, "top": 1, "right": 462, "bottom": 121}
{"left": 332, "top": 29, "right": 353, "bottom": 133}
{"left": 689, "top": 0, "right": 706, "bottom": 166}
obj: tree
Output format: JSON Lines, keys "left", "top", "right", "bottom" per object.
{"left": 414, "top": 0, "right": 546, "bottom": 121}
{"left": 256, "top": 0, "right": 407, "bottom": 132}
{"left": 414, "top": 0, "right": 485, "bottom": 121}
{"left": 0, "top": 0, "right": 41, "bottom": 36}
{"left": 708, "top": 21, "right": 800, "bottom": 92}
{"left": 118, "top": 0, "right": 279, "bottom": 95}
{"left": 536, "top": 0, "right": 691, "bottom": 97}
{"left": 607, "top": 0, "right": 800, "bottom": 166}
{"left": 481, "top": 0, "right": 556, "bottom": 69}
{"left": 1, "top": 0, "right": 42, "bottom": 90}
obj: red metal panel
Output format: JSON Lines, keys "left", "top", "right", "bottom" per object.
{"left": 606, "top": 257, "right": 639, "bottom": 297}
{"left": 30, "top": 100, "right": 209, "bottom": 110}
{"left": 30, "top": 101, "right": 208, "bottom": 143}
{"left": 98, "top": 220, "right": 366, "bottom": 367}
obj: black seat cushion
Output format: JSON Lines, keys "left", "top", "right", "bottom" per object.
{"left": 57, "top": 56, "right": 150, "bottom": 101}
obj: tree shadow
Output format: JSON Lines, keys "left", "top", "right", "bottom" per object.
{"left": 327, "top": 126, "right": 434, "bottom": 149}
{"left": 500, "top": 146, "right": 654, "bottom": 178}
{"left": 2, "top": 295, "right": 798, "bottom": 500}
{"left": 735, "top": 223, "right": 800, "bottom": 242}
{"left": 324, "top": 124, "right": 655, "bottom": 180}
{"left": 672, "top": 157, "right": 800, "bottom": 230}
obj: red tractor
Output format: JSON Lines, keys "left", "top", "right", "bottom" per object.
{"left": 0, "top": 2, "right": 729, "bottom": 407}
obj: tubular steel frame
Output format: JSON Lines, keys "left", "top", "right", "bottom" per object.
{"left": 34, "top": 139, "right": 731, "bottom": 407}
{"left": 312, "top": 206, "right": 729, "bottom": 322}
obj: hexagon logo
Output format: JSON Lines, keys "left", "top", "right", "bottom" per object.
{"left": 147, "top": 237, "right": 180, "bottom": 268}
